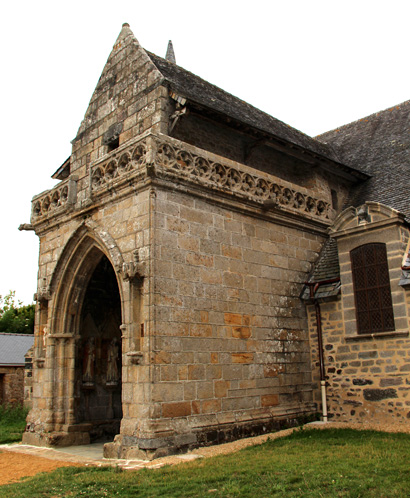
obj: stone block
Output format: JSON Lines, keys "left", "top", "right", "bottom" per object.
{"left": 188, "top": 364, "right": 205, "bottom": 380}
{"left": 152, "top": 383, "right": 183, "bottom": 402}
{"left": 264, "top": 365, "right": 285, "bottom": 378}
{"left": 261, "top": 394, "right": 279, "bottom": 407}
{"left": 380, "top": 377, "right": 403, "bottom": 387}
{"left": 186, "top": 253, "right": 214, "bottom": 267}
{"left": 231, "top": 353, "right": 254, "bottom": 363}
{"left": 224, "top": 313, "right": 242, "bottom": 325}
{"left": 202, "top": 399, "right": 221, "bottom": 414}
{"left": 363, "top": 388, "right": 398, "bottom": 401}
{"left": 206, "top": 365, "right": 222, "bottom": 380}
{"left": 214, "top": 380, "right": 230, "bottom": 398}
{"left": 197, "top": 381, "right": 214, "bottom": 399}
{"left": 232, "top": 326, "right": 251, "bottom": 339}
{"left": 162, "top": 402, "right": 192, "bottom": 418}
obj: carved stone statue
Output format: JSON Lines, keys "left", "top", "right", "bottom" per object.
{"left": 83, "top": 338, "right": 96, "bottom": 385}
{"left": 106, "top": 338, "right": 120, "bottom": 385}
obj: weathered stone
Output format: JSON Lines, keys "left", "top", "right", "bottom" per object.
{"left": 380, "top": 377, "right": 403, "bottom": 387}
{"left": 352, "top": 379, "right": 373, "bottom": 386}
{"left": 363, "top": 389, "right": 398, "bottom": 401}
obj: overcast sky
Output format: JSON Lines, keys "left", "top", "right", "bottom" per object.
{"left": 1, "top": 0, "right": 409, "bottom": 304}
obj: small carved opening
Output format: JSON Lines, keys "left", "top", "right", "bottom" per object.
{"left": 107, "top": 137, "right": 119, "bottom": 152}
{"left": 103, "top": 123, "right": 122, "bottom": 154}
{"left": 331, "top": 189, "right": 338, "bottom": 210}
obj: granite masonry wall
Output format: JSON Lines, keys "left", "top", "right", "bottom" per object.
{"left": 0, "top": 366, "right": 24, "bottom": 405}
{"left": 144, "top": 185, "right": 324, "bottom": 446}
{"left": 308, "top": 203, "right": 410, "bottom": 424}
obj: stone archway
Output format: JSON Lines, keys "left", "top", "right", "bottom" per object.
{"left": 23, "top": 224, "right": 128, "bottom": 448}
{"left": 76, "top": 253, "right": 123, "bottom": 442}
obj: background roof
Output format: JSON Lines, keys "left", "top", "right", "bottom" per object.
{"left": 317, "top": 101, "right": 410, "bottom": 221}
{"left": 0, "top": 334, "right": 34, "bottom": 366}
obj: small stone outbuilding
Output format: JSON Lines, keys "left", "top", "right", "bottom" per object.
{"left": 0, "top": 333, "right": 34, "bottom": 406}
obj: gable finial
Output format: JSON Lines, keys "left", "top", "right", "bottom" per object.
{"left": 165, "top": 40, "right": 176, "bottom": 64}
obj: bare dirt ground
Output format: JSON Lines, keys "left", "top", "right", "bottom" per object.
{"left": 0, "top": 452, "right": 77, "bottom": 485}
{"left": 1, "top": 421, "right": 410, "bottom": 486}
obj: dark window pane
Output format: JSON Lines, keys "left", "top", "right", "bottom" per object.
{"left": 350, "top": 243, "right": 395, "bottom": 334}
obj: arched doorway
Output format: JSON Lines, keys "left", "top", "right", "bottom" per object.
{"left": 76, "top": 254, "right": 123, "bottom": 442}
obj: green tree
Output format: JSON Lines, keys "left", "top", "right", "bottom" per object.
{"left": 0, "top": 291, "right": 35, "bottom": 334}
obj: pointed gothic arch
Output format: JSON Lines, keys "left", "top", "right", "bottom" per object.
{"left": 42, "top": 222, "right": 126, "bottom": 440}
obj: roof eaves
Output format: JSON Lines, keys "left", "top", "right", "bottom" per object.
{"left": 52, "top": 156, "right": 71, "bottom": 180}
{"left": 147, "top": 52, "right": 369, "bottom": 183}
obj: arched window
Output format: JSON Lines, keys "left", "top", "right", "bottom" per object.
{"left": 350, "top": 243, "right": 395, "bottom": 334}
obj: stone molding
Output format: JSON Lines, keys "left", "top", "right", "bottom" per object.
{"left": 31, "top": 133, "right": 333, "bottom": 225}
{"left": 153, "top": 137, "right": 332, "bottom": 221}
{"left": 32, "top": 177, "right": 77, "bottom": 220}
{"left": 330, "top": 201, "right": 405, "bottom": 238}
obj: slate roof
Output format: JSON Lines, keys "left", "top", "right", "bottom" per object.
{"left": 147, "top": 51, "right": 365, "bottom": 173}
{"left": 316, "top": 100, "right": 410, "bottom": 220}
{"left": 301, "top": 238, "right": 341, "bottom": 301}
{"left": 0, "top": 333, "right": 34, "bottom": 366}
{"left": 303, "top": 100, "right": 410, "bottom": 298}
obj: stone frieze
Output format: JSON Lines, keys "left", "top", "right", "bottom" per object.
{"left": 31, "top": 133, "right": 332, "bottom": 223}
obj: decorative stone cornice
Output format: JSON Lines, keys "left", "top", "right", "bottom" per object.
{"left": 31, "top": 132, "right": 334, "bottom": 226}
{"left": 31, "top": 177, "right": 77, "bottom": 222}
{"left": 153, "top": 135, "right": 332, "bottom": 222}
{"left": 90, "top": 139, "right": 147, "bottom": 190}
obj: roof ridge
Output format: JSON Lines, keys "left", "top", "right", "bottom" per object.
{"left": 146, "top": 51, "right": 344, "bottom": 164}
{"left": 317, "top": 99, "right": 410, "bottom": 140}
{"left": 146, "top": 51, "right": 298, "bottom": 128}
{"left": 0, "top": 332, "right": 34, "bottom": 337}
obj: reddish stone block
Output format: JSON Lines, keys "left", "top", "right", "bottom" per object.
{"left": 222, "top": 244, "right": 242, "bottom": 259}
{"left": 264, "top": 365, "right": 284, "bottom": 377}
{"left": 232, "top": 353, "right": 254, "bottom": 363}
{"left": 261, "top": 394, "right": 279, "bottom": 407}
{"left": 188, "top": 364, "right": 205, "bottom": 380}
{"left": 162, "top": 402, "right": 192, "bottom": 418}
{"left": 152, "top": 351, "right": 171, "bottom": 364}
{"left": 232, "top": 326, "right": 251, "bottom": 339}
{"left": 224, "top": 313, "right": 242, "bottom": 325}
{"left": 192, "top": 401, "right": 201, "bottom": 414}
{"left": 178, "top": 365, "right": 188, "bottom": 380}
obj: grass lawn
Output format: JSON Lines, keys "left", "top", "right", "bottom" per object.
{"left": 1, "top": 428, "right": 410, "bottom": 497}
{"left": 0, "top": 404, "right": 28, "bottom": 444}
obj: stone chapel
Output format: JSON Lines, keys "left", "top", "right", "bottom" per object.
{"left": 21, "top": 23, "right": 410, "bottom": 458}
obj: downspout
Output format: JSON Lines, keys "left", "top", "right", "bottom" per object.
{"left": 305, "top": 278, "right": 339, "bottom": 423}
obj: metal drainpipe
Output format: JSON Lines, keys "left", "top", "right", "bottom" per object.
{"left": 306, "top": 278, "right": 339, "bottom": 423}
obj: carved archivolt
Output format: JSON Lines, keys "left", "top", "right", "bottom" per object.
{"left": 48, "top": 221, "right": 124, "bottom": 297}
